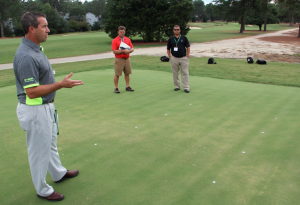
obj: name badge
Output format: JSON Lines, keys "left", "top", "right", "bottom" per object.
{"left": 174, "top": 47, "right": 178, "bottom": 51}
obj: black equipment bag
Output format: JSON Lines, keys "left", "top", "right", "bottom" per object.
{"left": 247, "top": 57, "right": 254, "bottom": 64}
{"left": 160, "top": 56, "right": 170, "bottom": 62}
{"left": 208, "top": 57, "right": 217, "bottom": 64}
{"left": 256, "top": 59, "right": 267, "bottom": 65}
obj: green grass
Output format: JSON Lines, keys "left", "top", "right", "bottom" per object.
{"left": 0, "top": 23, "right": 295, "bottom": 64}
{"left": 1, "top": 69, "right": 300, "bottom": 204}
{"left": 186, "top": 23, "right": 296, "bottom": 43}
{"left": 1, "top": 56, "right": 300, "bottom": 88}
{"left": 188, "top": 22, "right": 228, "bottom": 28}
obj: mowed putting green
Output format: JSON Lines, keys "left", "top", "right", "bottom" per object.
{"left": 1, "top": 69, "right": 300, "bottom": 204}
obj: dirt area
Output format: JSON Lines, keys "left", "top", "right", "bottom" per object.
{"left": 258, "top": 30, "right": 300, "bottom": 46}
{"left": 132, "top": 28, "right": 300, "bottom": 63}
{"left": 255, "top": 30, "right": 300, "bottom": 63}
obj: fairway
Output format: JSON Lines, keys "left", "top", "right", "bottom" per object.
{"left": 0, "top": 23, "right": 294, "bottom": 64}
{"left": 1, "top": 69, "right": 300, "bottom": 204}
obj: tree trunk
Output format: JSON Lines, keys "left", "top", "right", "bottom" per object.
{"left": 289, "top": 12, "right": 293, "bottom": 26}
{"left": 264, "top": 9, "right": 268, "bottom": 31}
{"left": 239, "top": 15, "right": 244, "bottom": 34}
{"left": 54, "top": 0, "right": 58, "bottom": 11}
{"left": 298, "top": 23, "right": 300, "bottom": 38}
{"left": 0, "top": 21, "right": 4, "bottom": 38}
{"left": 258, "top": 24, "right": 262, "bottom": 31}
{"left": 293, "top": 9, "right": 296, "bottom": 25}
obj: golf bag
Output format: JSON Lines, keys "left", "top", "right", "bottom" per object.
{"left": 160, "top": 56, "right": 170, "bottom": 62}
{"left": 247, "top": 57, "right": 254, "bottom": 64}
{"left": 208, "top": 57, "right": 217, "bottom": 64}
{"left": 256, "top": 59, "right": 267, "bottom": 65}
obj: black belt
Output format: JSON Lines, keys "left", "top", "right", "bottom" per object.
{"left": 173, "top": 56, "right": 185, "bottom": 58}
{"left": 48, "top": 99, "right": 54, "bottom": 103}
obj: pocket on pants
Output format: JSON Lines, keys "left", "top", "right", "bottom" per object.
{"left": 17, "top": 104, "right": 29, "bottom": 131}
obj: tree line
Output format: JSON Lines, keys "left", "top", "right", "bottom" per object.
{"left": 0, "top": 0, "right": 299, "bottom": 40}
{"left": 0, "top": 0, "right": 106, "bottom": 38}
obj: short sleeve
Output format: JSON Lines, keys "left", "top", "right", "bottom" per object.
{"left": 167, "top": 38, "right": 172, "bottom": 50}
{"left": 16, "top": 56, "right": 39, "bottom": 89}
{"left": 128, "top": 39, "right": 133, "bottom": 48}
{"left": 112, "top": 39, "right": 119, "bottom": 50}
{"left": 185, "top": 36, "right": 190, "bottom": 47}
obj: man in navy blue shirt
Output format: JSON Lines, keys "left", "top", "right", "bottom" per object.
{"left": 167, "top": 25, "right": 190, "bottom": 93}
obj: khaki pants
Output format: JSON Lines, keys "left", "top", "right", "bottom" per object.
{"left": 16, "top": 103, "right": 67, "bottom": 196}
{"left": 170, "top": 56, "right": 189, "bottom": 90}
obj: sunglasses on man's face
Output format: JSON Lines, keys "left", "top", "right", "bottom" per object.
{"left": 173, "top": 29, "right": 180, "bottom": 31}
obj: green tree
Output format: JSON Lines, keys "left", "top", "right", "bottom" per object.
{"left": 41, "top": 3, "right": 69, "bottom": 34}
{"left": 91, "top": 21, "right": 101, "bottom": 31}
{"left": 0, "top": 0, "right": 22, "bottom": 37}
{"left": 276, "top": 0, "right": 300, "bottom": 37}
{"left": 192, "top": 0, "right": 206, "bottom": 21}
{"left": 104, "top": 0, "right": 194, "bottom": 42}
{"left": 83, "top": 0, "right": 105, "bottom": 18}
{"left": 244, "top": 3, "right": 279, "bottom": 31}
{"left": 39, "top": 0, "right": 69, "bottom": 12}
{"left": 69, "top": 3, "right": 86, "bottom": 21}
{"left": 20, "top": 0, "right": 68, "bottom": 35}
{"left": 215, "top": 0, "right": 255, "bottom": 33}
{"left": 206, "top": 3, "right": 214, "bottom": 21}
{"left": 68, "top": 19, "right": 90, "bottom": 31}
{"left": 276, "top": 0, "right": 300, "bottom": 26}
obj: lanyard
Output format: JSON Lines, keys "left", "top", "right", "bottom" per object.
{"left": 119, "top": 37, "right": 124, "bottom": 42}
{"left": 173, "top": 35, "right": 181, "bottom": 47}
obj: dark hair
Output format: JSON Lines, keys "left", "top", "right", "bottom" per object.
{"left": 118, "top": 26, "right": 126, "bottom": 31}
{"left": 173, "top": 25, "right": 180, "bottom": 29}
{"left": 21, "top": 12, "right": 46, "bottom": 34}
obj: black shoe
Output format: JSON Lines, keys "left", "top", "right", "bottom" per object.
{"left": 174, "top": 88, "right": 180, "bottom": 91}
{"left": 126, "top": 86, "right": 134, "bottom": 91}
{"left": 115, "top": 88, "right": 120, "bottom": 93}
{"left": 184, "top": 89, "right": 190, "bottom": 93}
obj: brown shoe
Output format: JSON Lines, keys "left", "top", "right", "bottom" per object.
{"left": 54, "top": 170, "right": 79, "bottom": 183}
{"left": 37, "top": 191, "right": 64, "bottom": 201}
{"left": 126, "top": 86, "right": 134, "bottom": 91}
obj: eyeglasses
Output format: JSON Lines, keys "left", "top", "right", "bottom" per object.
{"left": 173, "top": 29, "right": 180, "bottom": 31}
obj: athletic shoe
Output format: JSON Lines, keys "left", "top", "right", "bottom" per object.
{"left": 115, "top": 88, "right": 120, "bottom": 93}
{"left": 126, "top": 86, "right": 134, "bottom": 91}
{"left": 174, "top": 88, "right": 180, "bottom": 91}
{"left": 184, "top": 89, "right": 190, "bottom": 93}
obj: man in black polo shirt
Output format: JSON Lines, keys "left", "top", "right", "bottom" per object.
{"left": 167, "top": 25, "right": 190, "bottom": 93}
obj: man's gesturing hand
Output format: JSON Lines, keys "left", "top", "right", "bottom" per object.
{"left": 61, "top": 72, "right": 84, "bottom": 88}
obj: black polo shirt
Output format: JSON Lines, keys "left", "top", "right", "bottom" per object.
{"left": 167, "top": 35, "right": 190, "bottom": 57}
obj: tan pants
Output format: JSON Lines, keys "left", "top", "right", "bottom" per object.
{"left": 170, "top": 56, "right": 189, "bottom": 89}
